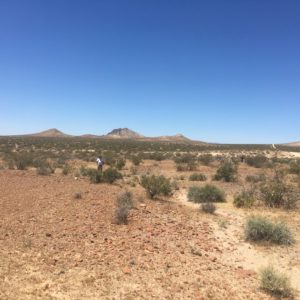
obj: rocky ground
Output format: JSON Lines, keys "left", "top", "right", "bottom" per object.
{"left": 0, "top": 168, "right": 298, "bottom": 299}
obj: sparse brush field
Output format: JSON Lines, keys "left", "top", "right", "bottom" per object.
{"left": 0, "top": 137, "right": 300, "bottom": 299}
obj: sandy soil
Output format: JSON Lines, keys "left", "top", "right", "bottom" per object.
{"left": 0, "top": 161, "right": 299, "bottom": 299}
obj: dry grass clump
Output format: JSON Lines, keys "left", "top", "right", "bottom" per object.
{"left": 189, "top": 173, "right": 207, "bottom": 181}
{"left": 114, "top": 192, "right": 134, "bottom": 225}
{"left": 260, "top": 265, "right": 293, "bottom": 298}
{"left": 245, "top": 216, "right": 294, "bottom": 245}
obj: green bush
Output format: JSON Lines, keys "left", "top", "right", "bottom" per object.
{"left": 102, "top": 168, "right": 122, "bottom": 184}
{"left": 62, "top": 164, "right": 72, "bottom": 175}
{"left": 189, "top": 173, "right": 207, "bottom": 181}
{"left": 289, "top": 160, "right": 300, "bottom": 175}
{"left": 214, "top": 159, "right": 237, "bottom": 182}
{"left": 88, "top": 169, "right": 102, "bottom": 183}
{"left": 131, "top": 155, "right": 142, "bottom": 166}
{"left": 201, "top": 202, "right": 216, "bottom": 214}
{"left": 245, "top": 155, "right": 268, "bottom": 168}
{"left": 234, "top": 189, "right": 255, "bottom": 208}
{"left": 141, "top": 175, "right": 172, "bottom": 199}
{"left": 260, "top": 265, "right": 293, "bottom": 298}
{"left": 198, "top": 154, "right": 214, "bottom": 166}
{"left": 188, "top": 184, "right": 225, "bottom": 203}
{"left": 260, "top": 173, "right": 297, "bottom": 209}
{"left": 115, "top": 158, "right": 126, "bottom": 170}
{"left": 12, "top": 153, "right": 34, "bottom": 170}
{"left": 245, "top": 216, "right": 294, "bottom": 245}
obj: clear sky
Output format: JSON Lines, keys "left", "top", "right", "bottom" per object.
{"left": 0, "top": 0, "right": 299, "bottom": 143}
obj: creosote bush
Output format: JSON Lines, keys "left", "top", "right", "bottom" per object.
{"left": 188, "top": 184, "right": 225, "bottom": 203}
{"left": 245, "top": 216, "right": 294, "bottom": 245}
{"left": 198, "top": 154, "right": 214, "bottom": 166}
{"left": 260, "top": 172, "right": 297, "bottom": 209}
{"left": 141, "top": 175, "right": 172, "bottom": 199}
{"left": 234, "top": 189, "right": 256, "bottom": 208}
{"left": 62, "top": 164, "right": 72, "bottom": 175}
{"left": 214, "top": 159, "right": 237, "bottom": 182}
{"left": 245, "top": 155, "right": 268, "bottom": 168}
{"left": 260, "top": 265, "right": 293, "bottom": 298}
{"left": 102, "top": 167, "right": 123, "bottom": 184}
{"left": 131, "top": 155, "right": 142, "bottom": 166}
{"left": 289, "top": 159, "right": 300, "bottom": 175}
{"left": 189, "top": 173, "right": 207, "bottom": 181}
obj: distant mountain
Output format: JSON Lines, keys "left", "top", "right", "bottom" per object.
{"left": 106, "top": 128, "right": 144, "bottom": 139}
{"left": 32, "top": 128, "right": 71, "bottom": 138}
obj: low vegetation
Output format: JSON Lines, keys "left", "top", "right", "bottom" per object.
{"left": 260, "top": 265, "right": 293, "bottom": 298}
{"left": 260, "top": 172, "right": 297, "bottom": 209}
{"left": 188, "top": 184, "right": 225, "bottom": 203}
{"left": 201, "top": 202, "right": 216, "bottom": 214}
{"left": 245, "top": 155, "right": 268, "bottom": 168}
{"left": 189, "top": 173, "right": 207, "bottom": 181}
{"left": 214, "top": 159, "right": 237, "bottom": 182}
{"left": 234, "top": 189, "right": 255, "bottom": 208}
{"left": 141, "top": 174, "right": 172, "bottom": 199}
{"left": 114, "top": 192, "right": 134, "bottom": 225}
{"left": 245, "top": 216, "right": 294, "bottom": 245}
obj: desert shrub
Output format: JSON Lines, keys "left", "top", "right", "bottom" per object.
{"left": 88, "top": 169, "right": 102, "bottom": 183}
{"left": 176, "top": 162, "right": 197, "bottom": 172}
{"left": 245, "top": 173, "right": 266, "bottom": 183}
{"left": 171, "top": 180, "right": 179, "bottom": 190}
{"left": 245, "top": 216, "right": 294, "bottom": 245}
{"left": 79, "top": 166, "right": 90, "bottom": 177}
{"left": 176, "top": 164, "right": 187, "bottom": 172}
{"left": 12, "top": 153, "right": 34, "bottom": 170}
{"left": 174, "top": 153, "right": 195, "bottom": 164}
{"left": 115, "top": 158, "right": 126, "bottom": 170}
{"left": 36, "top": 165, "right": 53, "bottom": 176}
{"left": 245, "top": 155, "right": 268, "bottom": 168}
{"left": 201, "top": 202, "right": 216, "bottom": 214}
{"left": 214, "top": 159, "right": 237, "bottom": 182}
{"left": 103, "top": 168, "right": 122, "bottom": 184}
{"left": 198, "top": 154, "right": 214, "bottom": 166}
{"left": 116, "top": 191, "right": 134, "bottom": 210}
{"left": 260, "top": 173, "right": 297, "bottom": 209}
{"left": 131, "top": 155, "right": 142, "bottom": 166}
{"left": 188, "top": 184, "right": 225, "bottom": 203}
{"left": 141, "top": 175, "right": 172, "bottom": 199}
{"left": 130, "top": 166, "right": 138, "bottom": 175}
{"left": 115, "top": 205, "right": 129, "bottom": 224}
{"left": 260, "top": 265, "right": 293, "bottom": 298}
{"left": 289, "top": 160, "right": 300, "bottom": 175}
{"left": 149, "top": 152, "right": 165, "bottom": 161}
{"left": 189, "top": 173, "right": 207, "bottom": 181}
{"left": 62, "top": 164, "right": 72, "bottom": 175}
{"left": 234, "top": 189, "right": 256, "bottom": 208}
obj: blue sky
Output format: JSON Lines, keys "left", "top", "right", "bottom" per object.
{"left": 0, "top": 0, "right": 299, "bottom": 143}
